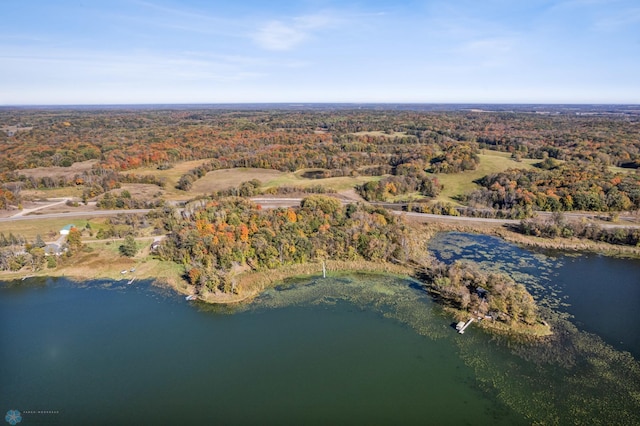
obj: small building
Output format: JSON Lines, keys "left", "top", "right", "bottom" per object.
{"left": 60, "top": 224, "right": 76, "bottom": 236}
{"left": 44, "top": 243, "right": 63, "bottom": 256}
{"left": 150, "top": 237, "right": 163, "bottom": 253}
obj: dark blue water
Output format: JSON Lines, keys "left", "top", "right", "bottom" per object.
{"left": 429, "top": 232, "right": 640, "bottom": 358}
{"left": 2, "top": 233, "right": 640, "bottom": 425}
{"left": 0, "top": 278, "right": 522, "bottom": 425}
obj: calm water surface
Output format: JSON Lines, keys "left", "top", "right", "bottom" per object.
{"left": 0, "top": 277, "right": 521, "bottom": 425}
{"left": 2, "top": 232, "right": 640, "bottom": 424}
{"left": 429, "top": 232, "right": 640, "bottom": 357}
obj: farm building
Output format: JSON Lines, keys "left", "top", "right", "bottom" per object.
{"left": 60, "top": 224, "right": 76, "bottom": 236}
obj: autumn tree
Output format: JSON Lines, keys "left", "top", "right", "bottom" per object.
{"left": 66, "top": 227, "right": 83, "bottom": 253}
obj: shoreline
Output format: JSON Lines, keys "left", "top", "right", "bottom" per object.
{"left": 3, "top": 225, "right": 637, "bottom": 339}
{"left": 411, "top": 219, "right": 640, "bottom": 258}
{"left": 189, "top": 260, "right": 414, "bottom": 304}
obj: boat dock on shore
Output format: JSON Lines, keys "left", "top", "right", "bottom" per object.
{"left": 455, "top": 318, "right": 475, "bottom": 334}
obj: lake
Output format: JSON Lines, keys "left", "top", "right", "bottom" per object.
{"left": 1, "top": 232, "right": 639, "bottom": 425}
{"left": 428, "top": 232, "right": 640, "bottom": 358}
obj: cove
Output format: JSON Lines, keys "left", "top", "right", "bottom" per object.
{"left": 429, "top": 232, "right": 640, "bottom": 358}
{"left": 0, "top": 277, "right": 523, "bottom": 425}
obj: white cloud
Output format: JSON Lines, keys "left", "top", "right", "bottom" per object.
{"left": 252, "top": 13, "right": 338, "bottom": 51}
{"left": 253, "top": 21, "right": 308, "bottom": 51}
{"left": 595, "top": 8, "right": 640, "bottom": 30}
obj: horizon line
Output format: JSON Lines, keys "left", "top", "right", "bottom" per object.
{"left": 2, "top": 102, "right": 639, "bottom": 108}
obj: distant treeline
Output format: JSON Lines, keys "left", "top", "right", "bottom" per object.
{"left": 466, "top": 162, "right": 640, "bottom": 212}
{"left": 518, "top": 215, "right": 640, "bottom": 247}
{"left": 2, "top": 109, "right": 638, "bottom": 178}
{"left": 3, "top": 108, "right": 639, "bottom": 215}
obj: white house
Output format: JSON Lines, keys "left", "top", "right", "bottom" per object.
{"left": 60, "top": 224, "right": 75, "bottom": 236}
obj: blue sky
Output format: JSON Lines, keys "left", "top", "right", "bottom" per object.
{"left": 1, "top": 0, "right": 639, "bottom": 104}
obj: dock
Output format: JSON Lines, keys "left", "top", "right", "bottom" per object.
{"left": 455, "top": 318, "right": 475, "bottom": 334}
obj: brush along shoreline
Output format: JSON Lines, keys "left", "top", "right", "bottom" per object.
{"left": 7, "top": 220, "right": 637, "bottom": 337}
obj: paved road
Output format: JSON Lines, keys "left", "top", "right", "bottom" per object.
{"left": 0, "top": 209, "right": 152, "bottom": 222}
{"left": 9, "top": 198, "right": 71, "bottom": 218}
{"left": 2, "top": 198, "right": 639, "bottom": 230}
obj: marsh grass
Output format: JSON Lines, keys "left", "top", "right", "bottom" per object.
{"left": 242, "top": 260, "right": 640, "bottom": 425}
{"left": 196, "top": 260, "right": 413, "bottom": 304}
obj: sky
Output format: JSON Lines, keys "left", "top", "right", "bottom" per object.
{"left": 0, "top": 0, "right": 639, "bottom": 105}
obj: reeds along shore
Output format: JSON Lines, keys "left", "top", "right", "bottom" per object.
{"left": 192, "top": 260, "right": 413, "bottom": 304}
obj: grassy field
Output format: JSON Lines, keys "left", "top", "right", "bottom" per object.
{"left": 351, "top": 131, "right": 408, "bottom": 137}
{"left": 190, "top": 168, "right": 284, "bottom": 193}
{"left": 14, "top": 149, "right": 539, "bottom": 206}
{"left": 0, "top": 215, "right": 159, "bottom": 242}
{"left": 132, "top": 159, "right": 214, "bottom": 199}
{"left": 22, "top": 186, "right": 84, "bottom": 199}
{"left": 434, "top": 150, "right": 537, "bottom": 204}
{"left": 0, "top": 217, "right": 98, "bottom": 241}
{"left": 16, "top": 160, "right": 98, "bottom": 180}
{"left": 191, "top": 167, "right": 382, "bottom": 194}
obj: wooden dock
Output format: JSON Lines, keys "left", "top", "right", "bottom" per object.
{"left": 455, "top": 318, "right": 474, "bottom": 334}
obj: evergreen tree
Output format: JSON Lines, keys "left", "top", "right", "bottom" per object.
{"left": 34, "top": 234, "right": 46, "bottom": 248}
{"left": 119, "top": 235, "right": 138, "bottom": 257}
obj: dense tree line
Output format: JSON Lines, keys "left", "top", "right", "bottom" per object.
{"left": 466, "top": 163, "right": 640, "bottom": 212}
{"left": 518, "top": 215, "right": 640, "bottom": 246}
{"left": 158, "top": 196, "right": 408, "bottom": 293}
{"left": 261, "top": 184, "right": 335, "bottom": 196}
{"left": 96, "top": 190, "right": 164, "bottom": 210}
{"left": 208, "top": 180, "right": 335, "bottom": 198}
{"left": 154, "top": 195, "right": 542, "bottom": 328}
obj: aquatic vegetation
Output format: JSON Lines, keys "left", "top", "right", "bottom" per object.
{"left": 242, "top": 233, "right": 640, "bottom": 424}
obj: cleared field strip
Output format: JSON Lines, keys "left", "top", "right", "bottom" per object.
{"left": 434, "top": 150, "right": 537, "bottom": 204}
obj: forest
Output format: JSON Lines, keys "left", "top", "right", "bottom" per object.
{"left": 466, "top": 162, "right": 640, "bottom": 212}
{"left": 1, "top": 108, "right": 639, "bottom": 215}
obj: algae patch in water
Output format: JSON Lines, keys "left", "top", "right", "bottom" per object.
{"left": 235, "top": 233, "right": 640, "bottom": 425}
{"left": 427, "top": 232, "right": 640, "bottom": 424}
